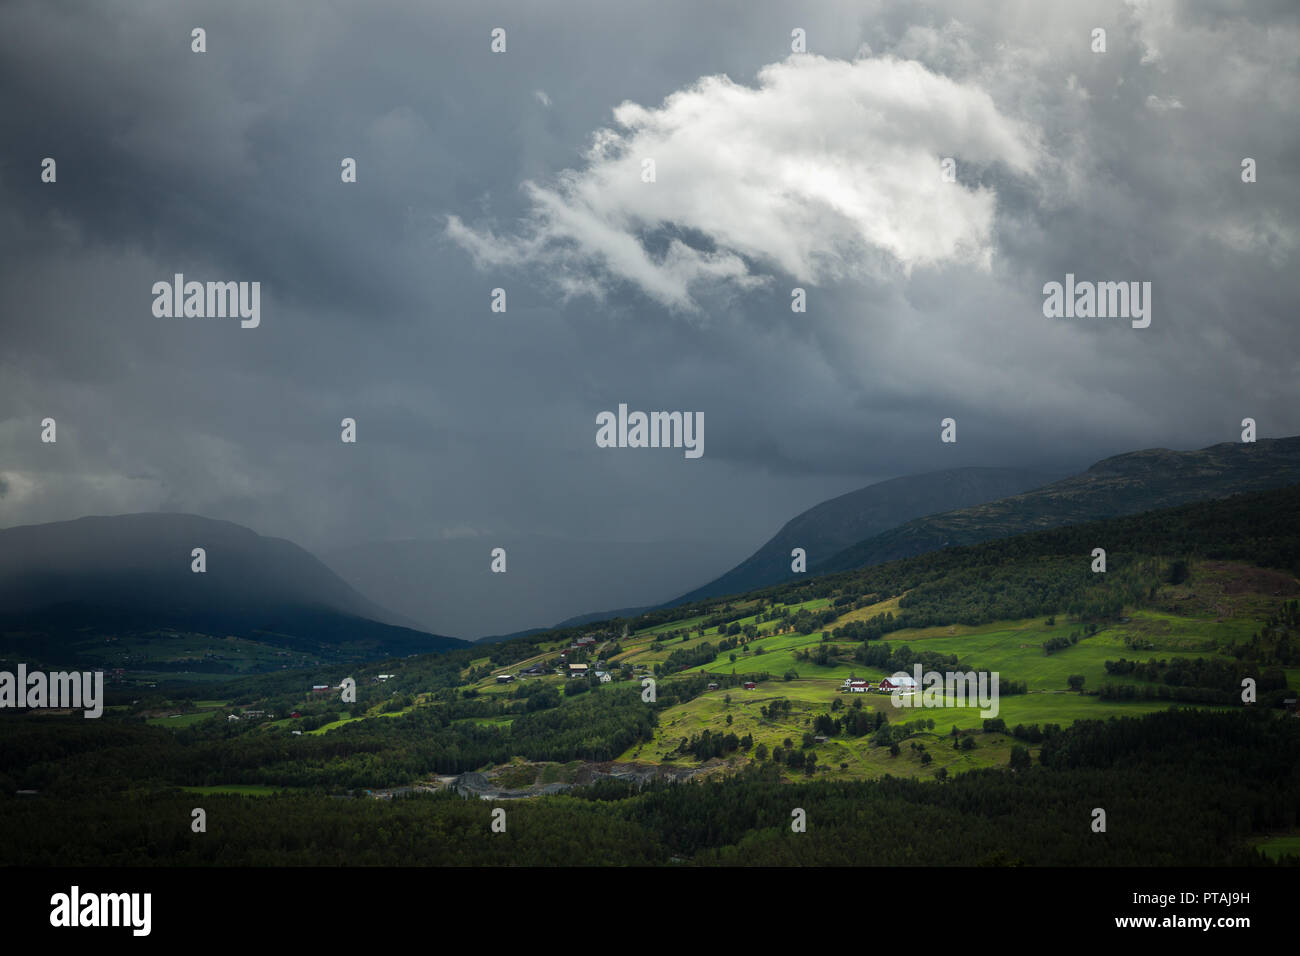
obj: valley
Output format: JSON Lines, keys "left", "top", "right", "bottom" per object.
{"left": 2, "top": 484, "right": 1298, "bottom": 866}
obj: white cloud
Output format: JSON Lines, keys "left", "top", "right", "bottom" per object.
{"left": 447, "top": 54, "right": 1041, "bottom": 311}
{"left": 1144, "top": 93, "right": 1184, "bottom": 112}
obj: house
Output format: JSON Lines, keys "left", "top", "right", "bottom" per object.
{"left": 878, "top": 675, "right": 917, "bottom": 693}
{"left": 743, "top": 681, "right": 757, "bottom": 690}
{"left": 595, "top": 671, "right": 612, "bottom": 683}
{"left": 290, "top": 711, "right": 301, "bottom": 719}
{"left": 845, "top": 679, "right": 871, "bottom": 693}
{"left": 311, "top": 685, "right": 331, "bottom": 694}
{"left": 568, "top": 663, "right": 589, "bottom": 678}
{"left": 814, "top": 735, "right": 828, "bottom": 744}
{"left": 226, "top": 714, "right": 240, "bottom": 722}
{"left": 496, "top": 674, "right": 515, "bottom": 684}
{"left": 576, "top": 635, "right": 597, "bottom": 646}
{"left": 707, "top": 682, "right": 720, "bottom": 691}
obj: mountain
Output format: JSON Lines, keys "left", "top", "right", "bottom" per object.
{"left": 818, "top": 437, "right": 1300, "bottom": 574}
{"left": 669, "top": 466, "right": 1060, "bottom": 606}
{"left": 324, "top": 535, "right": 740, "bottom": 639}
{"left": 0, "top": 513, "right": 467, "bottom": 668}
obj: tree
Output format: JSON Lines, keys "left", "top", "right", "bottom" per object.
{"left": 1009, "top": 745, "right": 1032, "bottom": 770}
{"left": 889, "top": 742, "right": 900, "bottom": 757}
{"left": 1067, "top": 674, "right": 1086, "bottom": 692}
{"left": 1168, "top": 559, "right": 1190, "bottom": 585}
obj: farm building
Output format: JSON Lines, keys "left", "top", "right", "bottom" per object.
{"left": 311, "top": 685, "right": 331, "bottom": 694}
{"left": 707, "top": 682, "right": 720, "bottom": 690}
{"left": 878, "top": 675, "right": 917, "bottom": 692}
{"left": 595, "top": 671, "right": 612, "bottom": 683}
{"left": 743, "top": 681, "right": 757, "bottom": 690}
{"left": 844, "top": 679, "right": 871, "bottom": 693}
{"left": 568, "top": 663, "right": 589, "bottom": 677}
{"left": 496, "top": 674, "right": 515, "bottom": 684}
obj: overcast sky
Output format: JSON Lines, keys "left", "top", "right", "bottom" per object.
{"left": 1, "top": 0, "right": 1296, "bottom": 562}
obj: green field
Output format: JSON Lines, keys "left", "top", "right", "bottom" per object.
{"left": 1253, "top": 834, "right": 1300, "bottom": 861}
{"left": 147, "top": 711, "right": 219, "bottom": 728}
{"left": 170, "top": 555, "right": 1291, "bottom": 790}
{"left": 608, "top": 578, "right": 1266, "bottom": 781}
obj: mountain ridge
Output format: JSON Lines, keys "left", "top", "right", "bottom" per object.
{"left": 668, "top": 466, "right": 1063, "bottom": 606}
{"left": 818, "top": 437, "right": 1300, "bottom": 575}
{"left": 0, "top": 512, "right": 467, "bottom": 668}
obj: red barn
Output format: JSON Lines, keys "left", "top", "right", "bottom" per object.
{"left": 879, "top": 676, "right": 917, "bottom": 692}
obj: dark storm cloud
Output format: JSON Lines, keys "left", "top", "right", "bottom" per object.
{"left": 0, "top": 0, "right": 1296, "bottom": 571}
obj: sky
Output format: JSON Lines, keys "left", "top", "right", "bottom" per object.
{"left": 1, "top": 0, "right": 1297, "bottom": 566}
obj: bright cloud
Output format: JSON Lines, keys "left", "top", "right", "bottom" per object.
{"left": 447, "top": 53, "right": 1041, "bottom": 310}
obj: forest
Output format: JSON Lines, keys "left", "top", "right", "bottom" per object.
{"left": 0, "top": 709, "right": 1295, "bottom": 866}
